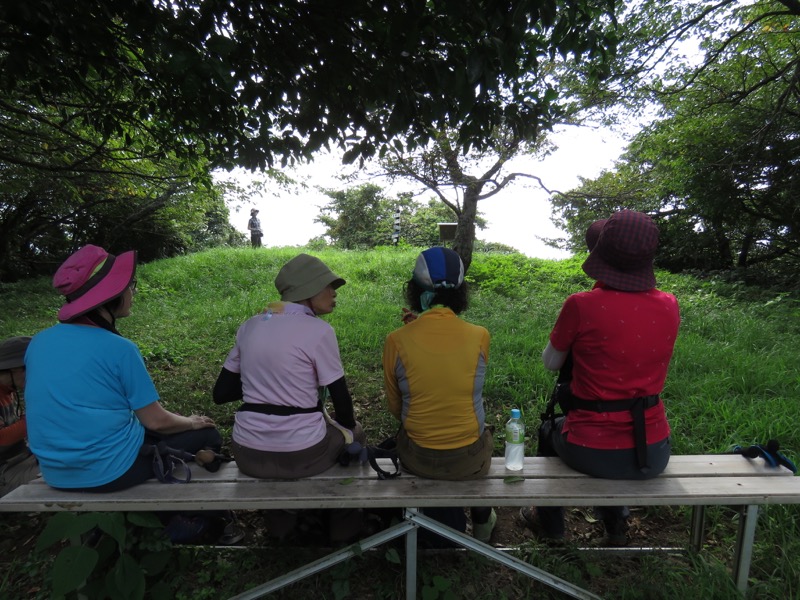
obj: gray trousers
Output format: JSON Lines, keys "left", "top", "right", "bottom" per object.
{"left": 537, "top": 416, "right": 671, "bottom": 536}
{"left": 0, "top": 451, "right": 39, "bottom": 498}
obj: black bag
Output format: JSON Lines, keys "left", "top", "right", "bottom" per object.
{"left": 338, "top": 436, "right": 401, "bottom": 480}
{"left": 139, "top": 442, "right": 193, "bottom": 483}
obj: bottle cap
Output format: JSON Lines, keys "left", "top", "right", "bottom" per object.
{"left": 511, "top": 408, "right": 521, "bottom": 419}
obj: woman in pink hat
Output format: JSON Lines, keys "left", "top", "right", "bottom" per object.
{"left": 24, "top": 245, "right": 222, "bottom": 493}
{"left": 521, "top": 210, "right": 680, "bottom": 545}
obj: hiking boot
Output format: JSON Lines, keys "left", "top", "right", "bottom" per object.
{"left": 218, "top": 521, "right": 246, "bottom": 545}
{"left": 601, "top": 517, "right": 629, "bottom": 547}
{"left": 472, "top": 508, "right": 497, "bottom": 543}
{"left": 518, "top": 507, "right": 565, "bottom": 543}
{"left": 599, "top": 532, "right": 629, "bottom": 547}
{"left": 164, "top": 514, "right": 209, "bottom": 544}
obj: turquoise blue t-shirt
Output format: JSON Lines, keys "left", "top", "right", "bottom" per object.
{"left": 25, "top": 324, "right": 158, "bottom": 488}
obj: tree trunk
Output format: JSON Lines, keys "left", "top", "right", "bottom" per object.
{"left": 452, "top": 185, "right": 480, "bottom": 272}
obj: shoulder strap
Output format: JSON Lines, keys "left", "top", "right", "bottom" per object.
{"left": 366, "top": 445, "right": 401, "bottom": 480}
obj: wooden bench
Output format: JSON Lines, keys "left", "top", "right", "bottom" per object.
{"left": 2, "top": 455, "right": 798, "bottom": 600}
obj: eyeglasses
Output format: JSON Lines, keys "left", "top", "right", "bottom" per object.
{"left": 130, "top": 278, "right": 138, "bottom": 293}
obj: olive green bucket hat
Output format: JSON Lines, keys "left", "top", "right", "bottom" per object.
{"left": 275, "top": 254, "right": 346, "bottom": 302}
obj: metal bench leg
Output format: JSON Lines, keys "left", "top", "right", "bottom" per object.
{"left": 228, "top": 521, "right": 416, "bottom": 599}
{"left": 405, "top": 509, "right": 418, "bottom": 600}
{"left": 690, "top": 506, "right": 706, "bottom": 552}
{"left": 732, "top": 504, "right": 758, "bottom": 595}
{"left": 406, "top": 509, "right": 601, "bottom": 600}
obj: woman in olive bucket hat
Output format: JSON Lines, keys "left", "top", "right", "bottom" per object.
{"left": 214, "top": 253, "right": 365, "bottom": 540}
{"left": 25, "top": 245, "right": 223, "bottom": 491}
{"left": 521, "top": 210, "right": 681, "bottom": 546}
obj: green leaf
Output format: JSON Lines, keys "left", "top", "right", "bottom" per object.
{"left": 51, "top": 545, "right": 99, "bottom": 596}
{"left": 385, "top": 547, "right": 401, "bottom": 564}
{"left": 96, "top": 512, "right": 127, "bottom": 547}
{"left": 37, "top": 513, "right": 79, "bottom": 551}
{"left": 503, "top": 476, "right": 525, "bottom": 484}
{"left": 432, "top": 575, "right": 451, "bottom": 591}
{"left": 332, "top": 579, "right": 350, "bottom": 600}
{"left": 37, "top": 513, "right": 101, "bottom": 550}
{"left": 149, "top": 581, "right": 173, "bottom": 600}
{"left": 127, "top": 512, "right": 164, "bottom": 529}
{"left": 339, "top": 477, "right": 355, "bottom": 485}
{"left": 139, "top": 550, "right": 172, "bottom": 576}
{"left": 111, "top": 553, "right": 146, "bottom": 600}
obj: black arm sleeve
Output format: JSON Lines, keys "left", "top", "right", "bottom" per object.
{"left": 213, "top": 367, "right": 243, "bottom": 405}
{"left": 327, "top": 376, "right": 356, "bottom": 429}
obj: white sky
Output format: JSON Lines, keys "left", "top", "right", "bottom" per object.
{"left": 218, "top": 125, "right": 628, "bottom": 259}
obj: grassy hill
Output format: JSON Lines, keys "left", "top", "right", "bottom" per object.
{"left": 2, "top": 246, "right": 799, "bottom": 598}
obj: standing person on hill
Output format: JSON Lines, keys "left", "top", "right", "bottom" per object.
{"left": 383, "top": 247, "right": 496, "bottom": 543}
{"left": 0, "top": 336, "right": 39, "bottom": 497}
{"left": 213, "top": 253, "right": 365, "bottom": 541}
{"left": 24, "top": 245, "right": 237, "bottom": 542}
{"left": 247, "top": 208, "right": 263, "bottom": 248}
{"left": 520, "top": 210, "right": 680, "bottom": 545}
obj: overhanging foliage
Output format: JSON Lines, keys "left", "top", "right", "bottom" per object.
{"left": 1, "top": 0, "right": 618, "bottom": 170}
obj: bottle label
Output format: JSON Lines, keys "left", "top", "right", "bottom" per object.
{"left": 506, "top": 424, "right": 523, "bottom": 444}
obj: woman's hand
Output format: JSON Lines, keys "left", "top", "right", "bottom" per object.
{"left": 401, "top": 307, "right": 417, "bottom": 325}
{"left": 189, "top": 414, "right": 216, "bottom": 430}
{"left": 136, "top": 402, "right": 216, "bottom": 435}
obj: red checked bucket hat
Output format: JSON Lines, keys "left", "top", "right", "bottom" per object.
{"left": 584, "top": 219, "right": 607, "bottom": 252}
{"left": 53, "top": 245, "right": 137, "bottom": 322}
{"left": 582, "top": 210, "right": 659, "bottom": 292}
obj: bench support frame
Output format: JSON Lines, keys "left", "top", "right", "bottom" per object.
{"left": 229, "top": 504, "right": 762, "bottom": 599}
{"left": 228, "top": 508, "right": 601, "bottom": 600}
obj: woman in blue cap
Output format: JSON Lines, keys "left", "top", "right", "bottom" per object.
{"left": 383, "top": 247, "right": 496, "bottom": 542}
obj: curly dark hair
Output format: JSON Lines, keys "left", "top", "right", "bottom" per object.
{"left": 404, "top": 278, "right": 469, "bottom": 315}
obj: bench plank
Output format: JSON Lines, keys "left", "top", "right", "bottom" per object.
{"left": 3, "top": 474, "right": 799, "bottom": 512}
{"left": 88, "top": 454, "right": 791, "bottom": 484}
{"left": 3, "top": 455, "right": 794, "bottom": 512}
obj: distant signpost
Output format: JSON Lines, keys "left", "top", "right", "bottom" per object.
{"left": 438, "top": 223, "right": 457, "bottom": 245}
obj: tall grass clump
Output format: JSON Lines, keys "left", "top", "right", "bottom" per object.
{"left": 1, "top": 246, "right": 799, "bottom": 599}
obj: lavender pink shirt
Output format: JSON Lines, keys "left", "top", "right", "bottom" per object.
{"left": 223, "top": 302, "right": 345, "bottom": 452}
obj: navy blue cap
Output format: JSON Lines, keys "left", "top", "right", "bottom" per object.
{"left": 413, "top": 247, "right": 465, "bottom": 291}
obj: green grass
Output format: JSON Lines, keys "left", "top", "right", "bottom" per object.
{"left": 2, "top": 246, "right": 799, "bottom": 599}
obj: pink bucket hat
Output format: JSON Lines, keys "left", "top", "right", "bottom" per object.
{"left": 581, "top": 210, "right": 658, "bottom": 292}
{"left": 53, "top": 245, "right": 137, "bottom": 322}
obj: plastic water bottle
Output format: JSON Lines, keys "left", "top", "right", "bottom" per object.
{"left": 504, "top": 408, "right": 525, "bottom": 471}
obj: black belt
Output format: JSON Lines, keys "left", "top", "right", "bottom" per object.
{"left": 568, "top": 394, "right": 660, "bottom": 473}
{"left": 237, "top": 400, "right": 322, "bottom": 416}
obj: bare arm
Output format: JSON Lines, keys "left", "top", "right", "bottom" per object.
{"left": 135, "top": 401, "right": 215, "bottom": 435}
{"left": 541, "top": 341, "right": 568, "bottom": 371}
